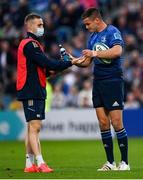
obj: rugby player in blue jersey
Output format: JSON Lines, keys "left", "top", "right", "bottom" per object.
{"left": 76, "top": 8, "right": 130, "bottom": 171}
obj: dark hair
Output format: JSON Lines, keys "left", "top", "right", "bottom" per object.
{"left": 81, "top": 8, "right": 102, "bottom": 20}
{"left": 24, "top": 13, "right": 42, "bottom": 23}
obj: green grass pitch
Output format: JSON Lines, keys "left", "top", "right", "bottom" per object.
{"left": 0, "top": 138, "right": 143, "bottom": 179}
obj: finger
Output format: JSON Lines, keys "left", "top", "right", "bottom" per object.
{"left": 76, "top": 57, "right": 84, "bottom": 61}
{"left": 82, "top": 52, "right": 87, "bottom": 56}
{"left": 76, "top": 58, "right": 85, "bottom": 63}
{"left": 79, "top": 59, "right": 85, "bottom": 63}
{"left": 83, "top": 50, "right": 89, "bottom": 54}
{"left": 68, "top": 53, "right": 74, "bottom": 59}
{"left": 82, "top": 50, "right": 87, "bottom": 54}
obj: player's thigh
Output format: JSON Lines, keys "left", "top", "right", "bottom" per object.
{"left": 109, "top": 109, "right": 123, "bottom": 130}
{"left": 22, "top": 99, "right": 45, "bottom": 122}
{"left": 95, "top": 107, "right": 110, "bottom": 130}
{"left": 92, "top": 81, "right": 104, "bottom": 108}
{"left": 100, "top": 80, "right": 124, "bottom": 111}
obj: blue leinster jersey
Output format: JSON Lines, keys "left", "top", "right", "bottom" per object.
{"left": 88, "top": 25, "right": 124, "bottom": 80}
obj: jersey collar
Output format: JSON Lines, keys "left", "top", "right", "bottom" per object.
{"left": 27, "top": 32, "right": 40, "bottom": 41}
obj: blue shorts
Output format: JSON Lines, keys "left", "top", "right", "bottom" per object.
{"left": 22, "top": 99, "right": 45, "bottom": 122}
{"left": 92, "top": 80, "right": 124, "bottom": 110}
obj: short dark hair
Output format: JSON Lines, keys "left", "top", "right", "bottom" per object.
{"left": 81, "top": 8, "right": 102, "bottom": 20}
{"left": 24, "top": 13, "right": 42, "bottom": 23}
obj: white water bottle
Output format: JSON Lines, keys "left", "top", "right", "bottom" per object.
{"left": 59, "top": 44, "right": 71, "bottom": 61}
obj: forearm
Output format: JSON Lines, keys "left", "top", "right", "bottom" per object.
{"left": 95, "top": 48, "right": 121, "bottom": 59}
{"left": 45, "top": 59, "right": 72, "bottom": 71}
{"left": 83, "top": 45, "right": 122, "bottom": 60}
{"left": 31, "top": 52, "right": 72, "bottom": 71}
{"left": 93, "top": 45, "right": 122, "bottom": 59}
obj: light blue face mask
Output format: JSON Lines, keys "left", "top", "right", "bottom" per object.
{"left": 34, "top": 27, "right": 44, "bottom": 37}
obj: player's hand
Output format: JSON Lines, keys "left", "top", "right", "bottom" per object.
{"left": 69, "top": 54, "right": 85, "bottom": 65}
{"left": 82, "top": 49, "right": 97, "bottom": 58}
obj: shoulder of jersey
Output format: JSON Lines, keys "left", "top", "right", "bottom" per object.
{"left": 107, "top": 25, "right": 120, "bottom": 33}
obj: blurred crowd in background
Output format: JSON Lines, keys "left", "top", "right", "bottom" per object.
{"left": 0, "top": 0, "right": 143, "bottom": 110}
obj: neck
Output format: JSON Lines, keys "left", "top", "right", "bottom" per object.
{"left": 27, "top": 30, "right": 34, "bottom": 34}
{"left": 97, "top": 21, "right": 107, "bottom": 32}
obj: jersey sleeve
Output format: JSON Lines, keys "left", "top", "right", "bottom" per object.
{"left": 108, "top": 28, "right": 124, "bottom": 48}
{"left": 24, "top": 41, "right": 72, "bottom": 71}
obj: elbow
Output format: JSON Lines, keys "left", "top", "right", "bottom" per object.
{"left": 113, "top": 46, "right": 123, "bottom": 58}
{"left": 114, "top": 50, "right": 122, "bottom": 58}
{"left": 114, "top": 53, "right": 121, "bottom": 58}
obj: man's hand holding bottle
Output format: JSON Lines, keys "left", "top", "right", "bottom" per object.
{"left": 59, "top": 44, "right": 87, "bottom": 66}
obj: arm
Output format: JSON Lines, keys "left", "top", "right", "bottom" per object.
{"left": 24, "top": 42, "right": 72, "bottom": 71}
{"left": 82, "top": 45, "right": 123, "bottom": 59}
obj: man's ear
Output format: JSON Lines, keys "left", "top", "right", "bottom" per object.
{"left": 94, "top": 18, "right": 100, "bottom": 24}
